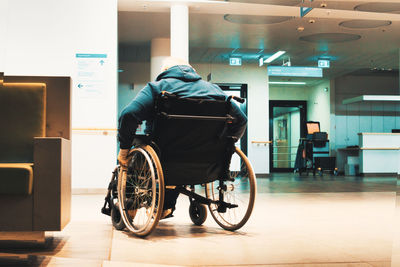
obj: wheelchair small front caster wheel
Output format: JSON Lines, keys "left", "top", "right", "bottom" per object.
{"left": 111, "top": 205, "right": 126, "bottom": 231}
{"left": 189, "top": 202, "right": 207, "bottom": 226}
{"left": 333, "top": 168, "right": 338, "bottom": 176}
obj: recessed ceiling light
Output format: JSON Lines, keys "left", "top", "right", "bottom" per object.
{"left": 339, "top": 20, "right": 392, "bottom": 29}
{"left": 224, "top": 14, "right": 292, "bottom": 24}
{"left": 355, "top": 2, "right": 400, "bottom": 13}
{"left": 300, "top": 33, "right": 361, "bottom": 43}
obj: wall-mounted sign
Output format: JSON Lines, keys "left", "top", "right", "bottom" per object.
{"left": 318, "top": 59, "right": 330, "bottom": 68}
{"left": 268, "top": 66, "right": 323, "bottom": 77}
{"left": 229, "top": 57, "right": 242, "bottom": 66}
{"left": 75, "top": 53, "right": 107, "bottom": 98}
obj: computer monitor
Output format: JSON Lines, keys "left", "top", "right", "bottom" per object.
{"left": 306, "top": 121, "right": 320, "bottom": 135}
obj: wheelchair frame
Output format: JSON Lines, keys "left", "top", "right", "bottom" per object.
{"left": 102, "top": 93, "right": 256, "bottom": 237}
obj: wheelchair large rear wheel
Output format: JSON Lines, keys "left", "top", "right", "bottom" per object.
{"left": 118, "top": 145, "right": 165, "bottom": 237}
{"left": 206, "top": 146, "right": 256, "bottom": 231}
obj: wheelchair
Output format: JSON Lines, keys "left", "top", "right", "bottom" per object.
{"left": 102, "top": 92, "right": 256, "bottom": 237}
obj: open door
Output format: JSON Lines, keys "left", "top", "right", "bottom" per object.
{"left": 269, "top": 100, "right": 307, "bottom": 172}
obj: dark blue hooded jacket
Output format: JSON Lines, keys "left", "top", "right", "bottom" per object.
{"left": 118, "top": 65, "right": 247, "bottom": 149}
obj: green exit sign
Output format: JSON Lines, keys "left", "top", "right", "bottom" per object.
{"left": 318, "top": 59, "right": 330, "bottom": 68}
{"left": 229, "top": 57, "right": 242, "bottom": 66}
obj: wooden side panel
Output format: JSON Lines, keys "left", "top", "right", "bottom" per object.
{"left": 33, "top": 138, "right": 71, "bottom": 231}
{"left": 61, "top": 138, "right": 71, "bottom": 230}
{"left": 0, "top": 195, "right": 33, "bottom": 231}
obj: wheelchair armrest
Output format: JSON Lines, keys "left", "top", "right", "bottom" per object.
{"left": 132, "top": 134, "right": 152, "bottom": 146}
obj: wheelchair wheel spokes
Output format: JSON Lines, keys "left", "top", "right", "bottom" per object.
{"left": 206, "top": 146, "right": 256, "bottom": 231}
{"left": 118, "top": 146, "right": 164, "bottom": 237}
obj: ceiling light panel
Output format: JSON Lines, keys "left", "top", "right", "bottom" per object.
{"left": 339, "top": 20, "right": 392, "bottom": 29}
{"left": 355, "top": 2, "right": 400, "bottom": 13}
{"left": 299, "top": 33, "right": 361, "bottom": 43}
{"left": 224, "top": 14, "right": 292, "bottom": 24}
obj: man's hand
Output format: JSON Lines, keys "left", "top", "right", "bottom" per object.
{"left": 118, "top": 149, "right": 131, "bottom": 167}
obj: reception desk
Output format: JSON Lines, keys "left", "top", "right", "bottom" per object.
{"left": 359, "top": 133, "right": 400, "bottom": 174}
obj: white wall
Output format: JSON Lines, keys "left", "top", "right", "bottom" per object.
{"left": 2, "top": 0, "right": 118, "bottom": 189}
{"left": 307, "top": 80, "right": 331, "bottom": 135}
{"left": 269, "top": 86, "right": 307, "bottom": 101}
{"left": 0, "top": 0, "right": 7, "bottom": 72}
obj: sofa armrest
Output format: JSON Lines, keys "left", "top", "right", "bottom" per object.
{"left": 33, "top": 137, "right": 71, "bottom": 231}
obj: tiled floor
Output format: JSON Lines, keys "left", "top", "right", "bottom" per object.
{"left": 1, "top": 174, "right": 399, "bottom": 266}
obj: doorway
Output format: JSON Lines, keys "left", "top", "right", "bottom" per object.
{"left": 269, "top": 100, "right": 307, "bottom": 172}
{"left": 217, "top": 83, "right": 248, "bottom": 156}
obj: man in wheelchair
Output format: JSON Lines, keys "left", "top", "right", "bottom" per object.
{"left": 110, "top": 57, "right": 255, "bottom": 237}
{"left": 118, "top": 57, "right": 247, "bottom": 217}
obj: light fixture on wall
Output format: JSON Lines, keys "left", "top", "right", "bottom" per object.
{"left": 264, "top": 51, "right": 286, "bottom": 64}
{"left": 269, "top": 81, "right": 306, "bottom": 85}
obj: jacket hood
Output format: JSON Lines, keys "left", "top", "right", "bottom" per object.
{"left": 156, "top": 65, "right": 202, "bottom": 82}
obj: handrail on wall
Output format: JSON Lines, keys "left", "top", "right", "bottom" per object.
{"left": 251, "top": 141, "right": 272, "bottom": 146}
{"left": 72, "top": 128, "right": 117, "bottom": 131}
{"left": 72, "top": 128, "right": 117, "bottom": 136}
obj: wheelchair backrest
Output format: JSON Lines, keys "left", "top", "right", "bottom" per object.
{"left": 152, "top": 92, "right": 234, "bottom": 186}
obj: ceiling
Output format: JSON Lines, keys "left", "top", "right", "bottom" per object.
{"left": 118, "top": 0, "right": 400, "bottom": 81}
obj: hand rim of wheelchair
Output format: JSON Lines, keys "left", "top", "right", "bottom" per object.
{"left": 117, "top": 145, "right": 165, "bottom": 237}
{"left": 205, "top": 146, "right": 256, "bottom": 231}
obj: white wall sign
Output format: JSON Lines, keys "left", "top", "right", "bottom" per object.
{"left": 75, "top": 53, "right": 108, "bottom": 98}
{"left": 229, "top": 57, "right": 242, "bottom": 66}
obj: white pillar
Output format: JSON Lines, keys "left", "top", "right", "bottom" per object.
{"left": 170, "top": 4, "right": 189, "bottom": 62}
{"left": 151, "top": 38, "right": 170, "bottom": 81}
{"left": 0, "top": 0, "right": 8, "bottom": 72}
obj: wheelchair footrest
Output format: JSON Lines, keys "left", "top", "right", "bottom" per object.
{"left": 217, "top": 202, "right": 238, "bottom": 213}
{"left": 101, "top": 207, "right": 111, "bottom": 216}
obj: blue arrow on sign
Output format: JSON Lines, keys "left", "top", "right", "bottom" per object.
{"left": 99, "top": 60, "right": 105, "bottom": 66}
{"left": 300, "top": 7, "right": 313, "bottom": 17}
{"left": 78, "top": 83, "right": 83, "bottom": 88}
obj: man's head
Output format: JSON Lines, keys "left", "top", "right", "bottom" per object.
{"left": 160, "top": 57, "right": 193, "bottom": 72}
